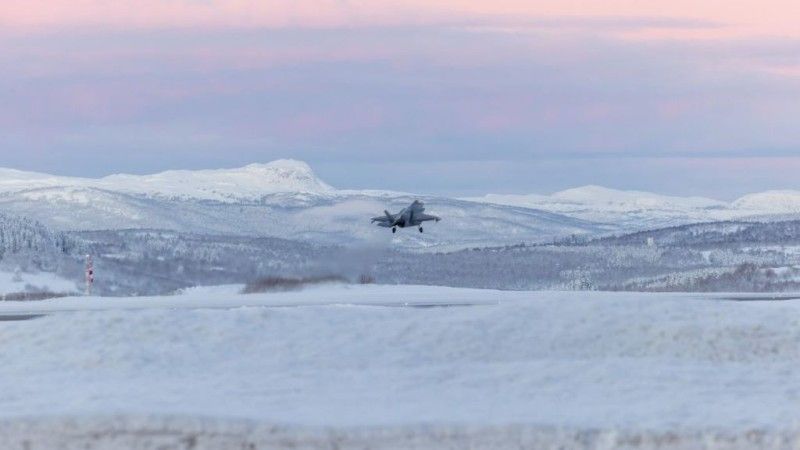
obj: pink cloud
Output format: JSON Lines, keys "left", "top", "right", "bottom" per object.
{"left": 2, "top": 1, "right": 799, "bottom": 40}
{"left": 0, "top": 1, "right": 352, "bottom": 29}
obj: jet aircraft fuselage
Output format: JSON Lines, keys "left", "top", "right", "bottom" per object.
{"left": 371, "top": 200, "right": 440, "bottom": 233}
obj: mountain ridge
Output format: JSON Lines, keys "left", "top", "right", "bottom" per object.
{"left": 0, "top": 160, "right": 606, "bottom": 250}
{"left": 464, "top": 185, "right": 800, "bottom": 227}
{"left": 0, "top": 161, "right": 797, "bottom": 247}
{"left": 0, "top": 162, "right": 797, "bottom": 213}
{"left": 0, "top": 160, "right": 334, "bottom": 203}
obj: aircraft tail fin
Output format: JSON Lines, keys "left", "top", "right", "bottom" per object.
{"left": 384, "top": 210, "right": 394, "bottom": 221}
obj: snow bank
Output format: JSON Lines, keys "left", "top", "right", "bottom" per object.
{"left": 0, "top": 270, "right": 77, "bottom": 295}
{"left": 2, "top": 417, "right": 798, "bottom": 450}
{"left": 2, "top": 285, "right": 800, "bottom": 448}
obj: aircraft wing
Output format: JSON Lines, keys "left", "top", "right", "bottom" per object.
{"left": 416, "top": 213, "right": 440, "bottom": 222}
{"left": 372, "top": 210, "right": 397, "bottom": 223}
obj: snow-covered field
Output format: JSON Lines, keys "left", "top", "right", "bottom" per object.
{"left": 0, "top": 270, "right": 77, "bottom": 295}
{"left": 3, "top": 285, "right": 800, "bottom": 449}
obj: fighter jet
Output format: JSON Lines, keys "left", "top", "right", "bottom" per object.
{"left": 371, "top": 200, "right": 441, "bottom": 233}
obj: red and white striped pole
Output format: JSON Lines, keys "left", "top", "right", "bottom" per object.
{"left": 85, "top": 254, "right": 94, "bottom": 296}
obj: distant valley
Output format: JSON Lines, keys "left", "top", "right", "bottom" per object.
{"left": 0, "top": 160, "right": 798, "bottom": 296}
{"left": 0, "top": 160, "right": 607, "bottom": 250}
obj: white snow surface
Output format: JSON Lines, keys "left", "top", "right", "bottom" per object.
{"left": 0, "top": 159, "right": 333, "bottom": 203}
{"left": 733, "top": 190, "right": 800, "bottom": 213}
{"left": 0, "top": 161, "right": 799, "bottom": 236}
{"left": 3, "top": 284, "right": 800, "bottom": 448}
{"left": 466, "top": 185, "right": 800, "bottom": 227}
{"left": 0, "top": 160, "right": 606, "bottom": 249}
{"left": 552, "top": 185, "right": 723, "bottom": 209}
{"left": 0, "top": 270, "right": 78, "bottom": 295}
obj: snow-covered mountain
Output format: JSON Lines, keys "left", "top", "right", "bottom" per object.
{"left": 466, "top": 185, "right": 800, "bottom": 229}
{"left": 732, "top": 190, "right": 800, "bottom": 213}
{"left": 0, "top": 160, "right": 605, "bottom": 250}
{"left": 7, "top": 160, "right": 800, "bottom": 249}
{"left": 0, "top": 160, "right": 333, "bottom": 203}
{"left": 550, "top": 185, "right": 724, "bottom": 210}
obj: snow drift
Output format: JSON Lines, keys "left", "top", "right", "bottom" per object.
{"left": 2, "top": 286, "right": 800, "bottom": 448}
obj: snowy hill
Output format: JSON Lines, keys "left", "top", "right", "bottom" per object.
{"left": 0, "top": 213, "right": 77, "bottom": 258}
{"left": 0, "top": 161, "right": 606, "bottom": 250}
{"left": 0, "top": 160, "right": 333, "bottom": 203}
{"left": 101, "top": 160, "right": 334, "bottom": 202}
{"left": 551, "top": 185, "right": 723, "bottom": 209}
{"left": 9, "top": 160, "right": 800, "bottom": 249}
{"left": 0, "top": 213, "right": 82, "bottom": 293}
{"left": 466, "top": 185, "right": 800, "bottom": 229}
{"left": 733, "top": 190, "right": 800, "bottom": 213}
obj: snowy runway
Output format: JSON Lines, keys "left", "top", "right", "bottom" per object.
{"left": 0, "top": 284, "right": 502, "bottom": 317}
{"left": 2, "top": 285, "right": 800, "bottom": 449}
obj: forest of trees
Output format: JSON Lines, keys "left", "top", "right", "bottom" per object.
{"left": 4, "top": 212, "right": 800, "bottom": 296}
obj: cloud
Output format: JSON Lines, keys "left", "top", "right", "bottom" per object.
{"left": 1, "top": 3, "right": 799, "bottom": 196}
{"left": 0, "top": 1, "right": 797, "bottom": 39}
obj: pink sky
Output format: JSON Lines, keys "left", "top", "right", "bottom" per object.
{"left": 2, "top": 0, "right": 799, "bottom": 39}
{"left": 1, "top": 1, "right": 799, "bottom": 196}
